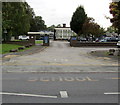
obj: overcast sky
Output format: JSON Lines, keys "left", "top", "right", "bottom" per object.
{"left": 26, "top": 0, "right": 113, "bottom": 28}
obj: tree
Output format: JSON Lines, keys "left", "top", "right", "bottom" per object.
{"left": 30, "top": 16, "right": 46, "bottom": 32}
{"left": 109, "top": 1, "right": 120, "bottom": 34}
{"left": 2, "top": 2, "right": 34, "bottom": 40}
{"left": 47, "top": 24, "right": 62, "bottom": 32}
{"left": 107, "top": 26, "right": 118, "bottom": 33}
{"left": 56, "top": 24, "right": 62, "bottom": 28}
{"left": 0, "top": 2, "right": 2, "bottom": 43}
{"left": 47, "top": 25, "right": 56, "bottom": 32}
{"left": 70, "top": 5, "right": 87, "bottom": 35}
{"left": 82, "top": 17, "right": 105, "bottom": 38}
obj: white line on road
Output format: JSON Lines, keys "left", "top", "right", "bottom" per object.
{"left": 0, "top": 92, "right": 57, "bottom": 98}
{"left": 60, "top": 91, "right": 68, "bottom": 98}
{"left": 104, "top": 92, "right": 120, "bottom": 95}
{"left": 5, "top": 70, "right": 119, "bottom": 73}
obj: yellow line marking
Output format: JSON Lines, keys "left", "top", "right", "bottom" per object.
{"left": 5, "top": 70, "right": 119, "bottom": 73}
{"left": 4, "top": 55, "right": 19, "bottom": 58}
{"left": 2, "top": 63, "right": 118, "bottom": 66}
{"left": 111, "top": 78, "right": 120, "bottom": 79}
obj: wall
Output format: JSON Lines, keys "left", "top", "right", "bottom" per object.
{"left": 3, "top": 41, "right": 34, "bottom": 46}
{"left": 70, "top": 41, "right": 117, "bottom": 47}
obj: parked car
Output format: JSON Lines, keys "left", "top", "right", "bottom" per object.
{"left": 117, "top": 41, "right": 120, "bottom": 48}
{"left": 39, "top": 36, "right": 44, "bottom": 40}
{"left": 95, "top": 38, "right": 99, "bottom": 42}
{"left": 19, "top": 35, "right": 29, "bottom": 40}
{"left": 105, "top": 37, "right": 118, "bottom": 42}
{"left": 99, "top": 37, "right": 119, "bottom": 42}
{"left": 99, "top": 39, "right": 107, "bottom": 42}
{"left": 80, "top": 38, "right": 87, "bottom": 42}
{"left": 77, "top": 37, "right": 87, "bottom": 42}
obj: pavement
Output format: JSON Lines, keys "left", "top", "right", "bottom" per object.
{"left": 2, "top": 44, "right": 47, "bottom": 62}
{"left": 89, "top": 49, "right": 119, "bottom": 62}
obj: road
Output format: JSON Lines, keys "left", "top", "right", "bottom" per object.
{"left": 2, "top": 41, "right": 119, "bottom": 103}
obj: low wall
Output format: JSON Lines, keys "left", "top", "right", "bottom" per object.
{"left": 70, "top": 41, "right": 117, "bottom": 47}
{"left": 3, "top": 41, "right": 34, "bottom": 46}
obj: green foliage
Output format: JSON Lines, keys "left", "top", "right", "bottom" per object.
{"left": 70, "top": 6, "right": 87, "bottom": 35}
{"left": 107, "top": 26, "right": 118, "bottom": 33}
{"left": 47, "top": 24, "right": 61, "bottom": 32}
{"left": 2, "top": 2, "right": 47, "bottom": 41}
{"left": 47, "top": 25, "right": 56, "bottom": 32}
{"left": 56, "top": 24, "right": 62, "bottom": 27}
{"left": 109, "top": 1, "right": 120, "bottom": 33}
{"left": 2, "top": 2, "right": 33, "bottom": 40}
{"left": 1, "top": 44, "right": 22, "bottom": 54}
{"left": 70, "top": 6, "right": 104, "bottom": 38}
{"left": 30, "top": 16, "right": 47, "bottom": 32}
{"left": 35, "top": 40, "right": 43, "bottom": 44}
{"left": 82, "top": 17, "right": 105, "bottom": 38}
{"left": 1, "top": 43, "right": 33, "bottom": 54}
{"left": 0, "top": 2, "right": 2, "bottom": 44}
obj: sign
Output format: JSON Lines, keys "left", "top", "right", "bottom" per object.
{"left": 43, "top": 35, "right": 49, "bottom": 46}
{"left": 44, "top": 36, "right": 49, "bottom": 43}
{"left": 71, "top": 37, "right": 77, "bottom": 40}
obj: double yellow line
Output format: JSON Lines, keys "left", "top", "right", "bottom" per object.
{"left": 2, "top": 63, "right": 119, "bottom": 66}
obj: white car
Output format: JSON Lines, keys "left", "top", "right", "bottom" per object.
{"left": 117, "top": 41, "right": 120, "bottom": 48}
{"left": 99, "top": 39, "right": 107, "bottom": 42}
{"left": 19, "top": 35, "right": 29, "bottom": 40}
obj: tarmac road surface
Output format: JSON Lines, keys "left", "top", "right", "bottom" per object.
{"left": 2, "top": 41, "right": 119, "bottom": 103}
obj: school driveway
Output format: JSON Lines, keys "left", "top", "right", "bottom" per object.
{"left": 2, "top": 41, "right": 118, "bottom": 73}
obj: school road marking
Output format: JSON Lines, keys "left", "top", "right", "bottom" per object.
{"left": 0, "top": 91, "right": 69, "bottom": 98}
{"left": 104, "top": 92, "right": 120, "bottom": 95}
{"left": 0, "top": 92, "right": 57, "bottom": 98}
{"left": 60, "top": 91, "right": 68, "bottom": 98}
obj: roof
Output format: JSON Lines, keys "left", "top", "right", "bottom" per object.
{"left": 54, "top": 27, "right": 71, "bottom": 30}
{"left": 28, "top": 32, "right": 44, "bottom": 35}
{"left": 28, "top": 31, "right": 54, "bottom": 35}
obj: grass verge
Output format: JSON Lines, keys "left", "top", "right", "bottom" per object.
{"left": 35, "top": 40, "right": 43, "bottom": 44}
{"left": 0, "top": 44, "right": 30, "bottom": 54}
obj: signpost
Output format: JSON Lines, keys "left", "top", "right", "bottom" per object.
{"left": 43, "top": 35, "right": 49, "bottom": 46}
{"left": 70, "top": 36, "right": 77, "bottom": 46}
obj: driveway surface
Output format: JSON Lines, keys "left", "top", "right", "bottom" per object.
{"left": 2, "top": 41, "right": 118, "bottom": 73}
{"left": 2, "top": 41, "right": 119, "bottom": 103}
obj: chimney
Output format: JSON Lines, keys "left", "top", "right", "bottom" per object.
{"left": 63, "top": 24, "right": 66, "bottom": 28}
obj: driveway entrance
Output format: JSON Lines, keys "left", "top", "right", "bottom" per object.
{"left": 3, "top": 41, "right": 118, "bottom": 73}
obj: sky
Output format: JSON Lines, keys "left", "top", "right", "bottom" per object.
{"left": 26, "top": 0, "right": 113, "bottom": 29}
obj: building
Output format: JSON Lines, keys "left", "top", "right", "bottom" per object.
{"left": 28, "top": 31, "right": 54, "bottom": 39}
{"left": 54, "top": 24, "right": 76, "bottom": 40}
